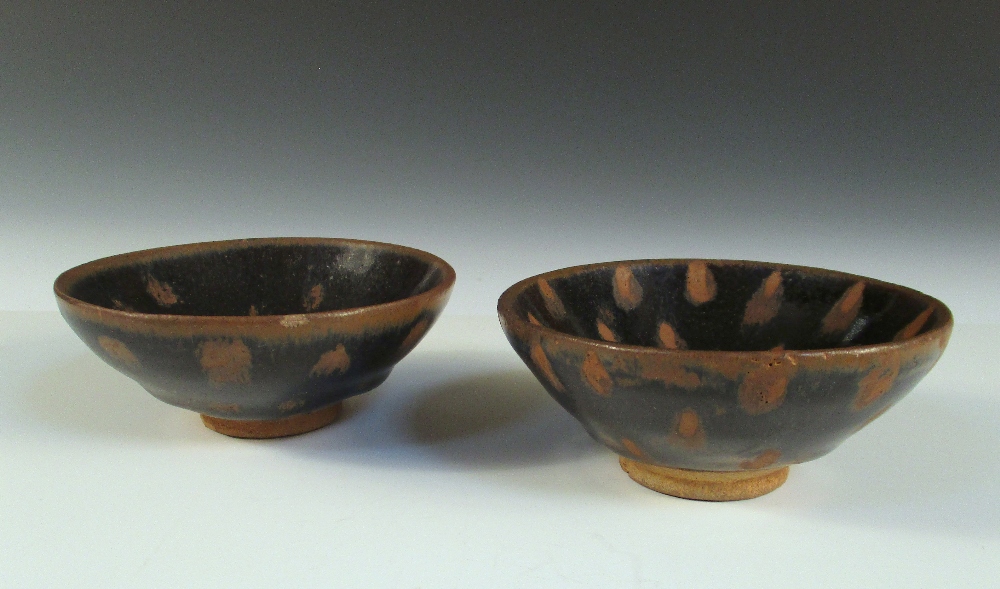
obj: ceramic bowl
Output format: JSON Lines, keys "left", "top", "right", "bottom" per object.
{"left": 498, "top": 260, "right": 952, "bottom": 500}
{"left": 55, "top": 238, "right": 455, "bottom": 438}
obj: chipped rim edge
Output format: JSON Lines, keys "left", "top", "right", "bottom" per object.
{"left": 54, "top": 237, "right": 457, "bottom": 328}
{"left": 497, "top": 258, "right": 953, "bottom": 359}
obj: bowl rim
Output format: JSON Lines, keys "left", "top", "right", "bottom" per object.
{"left": 497, "top": 258, "right": 953, "bottom": 358}
{"left": 54, "top": 237, "right": 456, "bottom": 324}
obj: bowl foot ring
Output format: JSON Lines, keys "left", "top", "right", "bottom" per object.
{"left": 619, "top": 457, "right": 789, "bottom": 501}
{"left": 200, "top": 403, "right": 344, "bottom": 439}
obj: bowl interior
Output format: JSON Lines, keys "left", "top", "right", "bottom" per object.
{"left": 62, "top": 241, "right": 447, "bottom": 317}
{"left": 512, "top": 261, "right": 947, "bottom": 351}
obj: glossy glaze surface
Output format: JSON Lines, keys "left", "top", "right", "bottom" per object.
{"left": 55, "top": 238, "right": 455, "bottom": 431}
{"left": 499, "top": 260, "right": 952, "bottom": 473}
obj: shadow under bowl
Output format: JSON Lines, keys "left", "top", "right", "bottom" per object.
{"left": 55, "top": 237, "right": 455, "bottom": 438}
{"left": 498, "top": 259, "right": 952, "bottom": 500}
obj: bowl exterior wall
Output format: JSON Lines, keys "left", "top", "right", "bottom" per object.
{"left": 59, "top": 293, "right": 448, "bottom": 421}
{"left": 501, "top": 315, "right": 950, "bottom": 471}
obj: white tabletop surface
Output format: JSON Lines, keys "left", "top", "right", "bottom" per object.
{"left": 2, "top": 312, "right": 998, "bottom": 588}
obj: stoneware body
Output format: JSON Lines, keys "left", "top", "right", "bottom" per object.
{"left": 55, "top": 238, "right": 455, "bottom": 438}
{"left": 498, "top": 259, "right": 952, "bottom": 500}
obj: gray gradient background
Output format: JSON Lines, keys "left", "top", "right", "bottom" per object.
{"left": 2, "top": 2, "right": 998, "bottom": 320}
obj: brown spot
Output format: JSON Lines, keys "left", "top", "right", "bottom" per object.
{"left": 596, "top": 319, "right": 618, "bottom": 342}
{"left": 401, "top": 319, "right": 430, "bottom": 350}
{"left": 612, "top": 265, "right": 643, "bottom": 311}
{"left": 526, "top": 312, "right": 542, "bottom": 326}
{"left": 638, "top": 357, "right": 701, "bottom": 389}
{"left": 685, "top": 261, "right": 717, "bottom": 305}
{"left": 738, "top": 359, "right": 797, "bottom": 415}
{"left": 278, "top": 399, "right": 306, "bottom": 412}
{"left": 111, "top": 299, "right": 134, "bottom": 312}
{"left": 304, "top": 284, "right": 324, "bottom": 312}
{"left": 740, "top": 449, "right": 781, "bottom": 470}
{"left": 853, "top": 354, "right": 900, "bottom": 411}
{"left": 146, "top": 277, "right": 180, "bottom": 307}
{"left": 770, "top": 343, "right": 785, "bottom": 352}
{"left": 621, "top": 438, "right": 646, "bottom": 458}
{"left": 894, "top": 307, "right": 934, "bottom": 342}
{"left": 97, "top": 336, "right": 139, "bottom": 365}
{"left": 248, "top": 305, "right": 258, "bottom": 316}
{"left": 821, "top": 282, "right": 865, "bottom": 335}
{"left": 667, "top": 408, "right": 706, "bottom": 449}
{"left": 530, "top": 342, "right": 564, "bottom": 392}
{"left": 657, "top": 321, "right": 687, "bottom": 350}
{"left": 310, "top": 344, "right": 351, "bottom": 377}
{"left": 537, "top": 279, "right": 566, "bottom": 320}
{"left": 582, "top": 351, "right": 613, "bottom": 396}
{"left": 742, "top": 271, "right": 784, "bottom": 326}
{"left": 676, "top": 410, "right": 700, "bottom": 438}
{"left": 198, "top": 339, "right": 252, "bottom": 386}
{"left": 280, "top": 314, "right": 310, "bottom": 327}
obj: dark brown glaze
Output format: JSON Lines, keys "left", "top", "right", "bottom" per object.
{"left": 55, "top": 238, "right": 455, "bottom": 435}
{"left": 498, "top": 259, "right": 952, "bottom": 489}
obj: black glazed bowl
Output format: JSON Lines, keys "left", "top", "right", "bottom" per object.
{"left": 55, "top": 238, "right": 455, "bottom": 438}
{"left": 498, "top": 260, "right": 952, "bottom": 500}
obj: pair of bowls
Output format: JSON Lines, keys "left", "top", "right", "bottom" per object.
{"left": 55, "top": 238, "right": 952, "bottom": 500}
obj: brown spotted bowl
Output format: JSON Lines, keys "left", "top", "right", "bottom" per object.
{"left": 498, "top": 260, "right": 952, "bottom": 501}
{"left": 55, "top": 237, "right": 455, "bottom": 438}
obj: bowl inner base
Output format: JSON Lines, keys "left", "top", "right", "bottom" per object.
{"left": 200, "top": 402, "right": 343, "bottom": 439}
{"left": 619, "top": 457, "right": 789, "bottom": 501}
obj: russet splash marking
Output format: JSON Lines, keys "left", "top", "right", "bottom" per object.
{"left": 304, "top": 284, "right": 325, "bottom": 312}
{"left": 198, "top": 338, "right": 252, "bottom": 386}
{"left": 894, "top": 307, "right": 934, "bottom": 342}
{"left": 401, "top": 319, "right": 430, "bottom": 349}
{"left": 596, "top": 319, "right": 618, "bottom": 342}
{"left": 612, "top": 265, "right": 643, "bottom": 311}
{"left": 853, "top": 353, "right": 900, "bottom": 411}
{"left": 657, "top": 321, "right": 686, "bottom": 350}
{"left": 821, "top": 282, "right": 865, "bottom": 335}
{"left": 740, "top": 449, "right": 781, "bottom": 470}
{"left": 667, "top": 408, "right": 705, "bottom": 449}
{"left": 742, "top": 271, "right": 783, "bottom": 326}
{"left": 311, "top": 344, "right": 351, "bottom": 377}
{"left": 738, "top": 358, "right": 797, "bottom": 415}
{"left": 146, "top": 276, "right": 180, "bottom": 307}
{"left": 638, "top": 356, "right": 701, "bottom": 389}
{"left": 97, "top": 336, "right": 139, "bottom": 366}
{"left": 621, "top": 438, "right": 647, "bottom": 459}
{"left": 582, "top": 351, "right": 613, "bottom": 396}
{"left": 278, "top": 399, "right": 306, "bottom": 412}
{"left": 685, "top": 261, "right": 717, "bottom": 305}
{"left": 537, "top": 279, "right": 566, "bottom": 320}
{"left": 530, "top": 342, "right": 564, "bottom": 392}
